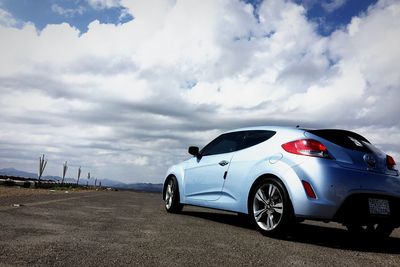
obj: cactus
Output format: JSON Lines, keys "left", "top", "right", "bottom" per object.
{"left": 77, "top": 166, "right": 81, "bottom": 185}
{"left": 38, "top": 154, "right": 47, "bottom": 182}
{"left": 62, "top": 161, "right": 68, "bottom": 184}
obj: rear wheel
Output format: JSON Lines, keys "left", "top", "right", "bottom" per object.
{"left": 249, "top": 178, "right": 294, "bottom": 236}
{"left": 164, "top": 176, "right": 183, "bottom": 213}
{"left": 345, "top": 222, "right": 394, "bottom": 238}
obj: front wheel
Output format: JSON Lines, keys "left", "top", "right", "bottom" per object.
{"left": 164, "top": 177, "right": 183, "bottom": 213}
{"left": 249, "top": 178, "right": 294, "bottom": 236}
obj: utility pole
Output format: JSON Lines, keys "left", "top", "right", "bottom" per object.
{"left": 95, "top": 178, "right": 97, "bottom": 187}
{"left": 62, "top": 161, "right": 68, "bottom": 185}
{"left": 38, "top": 154, "right": 47, "bottom": 183}
{"left": 77, "top": 166, "right": 81, "bottom": 185}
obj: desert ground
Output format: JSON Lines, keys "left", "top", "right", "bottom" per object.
{"left": 0, "top": 187, "right": 399, "bottom": 266}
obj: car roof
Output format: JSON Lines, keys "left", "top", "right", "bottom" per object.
{"left": 224, "top": 126, "right": 303, "bottom": 133}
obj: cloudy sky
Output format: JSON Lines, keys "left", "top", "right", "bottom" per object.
{"left": 0, "top": 0, "right": 399, "bottom": 183}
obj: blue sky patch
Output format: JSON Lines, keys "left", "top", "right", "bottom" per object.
{"left": 244, "top": 0, "right": 378, "bottom": 36}
{"left": 1, "top": 0, "right": 379, "bottom": 36}
{"left": 0, "top": 0, "right": 133, "bottom": 33}
{"left": 181, "top": 79, "right": 198, "bottom": 90}
{"left": 297, "top": 0, "right": 378, "bottom": 35}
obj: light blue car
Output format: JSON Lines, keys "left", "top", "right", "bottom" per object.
{"left": 163, "top": 126, "right": 400, "bottom": 237}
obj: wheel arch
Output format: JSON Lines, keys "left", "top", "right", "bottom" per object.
{"left": 246, "top": 173, "right": 294, "bottom": 215}
{"left": 163, "top": 163, "right": 185, "bottom": 200}
{"left": 163, "top": 174, "right": 176, "bottom": 200}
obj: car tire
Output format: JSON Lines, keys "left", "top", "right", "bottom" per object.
{"left": 164, "top": 176, "right": 183, "bottom": 213}
{"left": 345, "top": 222, "right": 394, "bottom": 238}
{"left": 249, "top": 177, "right": 294, "bottom": 236}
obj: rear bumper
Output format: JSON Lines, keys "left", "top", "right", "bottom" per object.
{"left": 333, "top": 193, "right": 400, "bottom": 226}
{"left": 287, "top": 158, "right": 400, "bottom": 223}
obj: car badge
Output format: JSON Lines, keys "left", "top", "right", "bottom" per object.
{"left": 363, "top": 154, "right": 376, "bottom": 167}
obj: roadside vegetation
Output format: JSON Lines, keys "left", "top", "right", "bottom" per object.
{"left": 0, "top": 175, "right": 106, "bottom": 191}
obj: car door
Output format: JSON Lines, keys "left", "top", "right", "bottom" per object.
{"left": 184, "top": 132, "right": 243, "bottom": 201}
{"left": 220, "top": 130, "right": 278, "bottom": 200}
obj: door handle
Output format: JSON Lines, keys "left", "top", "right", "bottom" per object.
{"left": 219, "top": 160, "right": 229, "bottom": 166}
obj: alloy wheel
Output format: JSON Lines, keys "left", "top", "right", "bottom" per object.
{"left": 165, "top": 179, "right": 174, "bottom": 210}
{"left": 252, "top": 183, "right": 284, "bottom": 231}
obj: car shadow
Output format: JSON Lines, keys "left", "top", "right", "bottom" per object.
{"left": 285, "top": 223, "right": 400, "bottom": 254}
{"left": 182, "top": 210, "right": 254, "bottom": 229}
{"left": 181, "top": 210, "right": 400, "bottom": 254}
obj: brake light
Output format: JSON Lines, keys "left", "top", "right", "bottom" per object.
{"left": 386, "top": 155, "right": 396, "bottom": 170}
{"left": 281, "top": 139, "right": 330, "bottom": 158}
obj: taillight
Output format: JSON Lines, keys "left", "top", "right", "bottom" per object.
{"left": 281, "top": 139, "right": 330, "bottom": 158}
{"left": 386, "top": 155, "right": 396, "bottom": 170}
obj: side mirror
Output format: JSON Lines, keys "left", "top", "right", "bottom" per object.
{"left": 188, "top": 146, "right": 199, "bottom": 156}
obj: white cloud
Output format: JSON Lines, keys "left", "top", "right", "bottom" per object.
{"left": 87, "top": 0, "right": 121, "bottom": 9}
{"left": 322, "top": 0, "right": 347, "bottom": 13}
{"left": 0, "top": 0, "right": 399, "bottom": 182}
{"left": 0, "top": 8, "right": 18, "bottom": 27}
{"left": 299, "top": 0, "right": 347, "bottom": 13}
{"left": 130, "top": 156, "right": 149, "bottom": 166}
{"left": 51, "top": 4, "right": 86, "bottom": 17}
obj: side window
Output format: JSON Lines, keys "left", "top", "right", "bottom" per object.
{"left": 201, "top": 132, "right": 243, "bottom": 156}
{"left": 239, "top": 130, "right": 276, "bottom": 150}
{"left": 200, "top": 130, "right": 276, "bottom": 156}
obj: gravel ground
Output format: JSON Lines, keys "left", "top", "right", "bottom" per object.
{"left": 0, "top": 187, "right": 60, "bottom": 198}
{"left": 0, "top": 189, "right": 399, "bottom": 266}
{"left": 0, "top": 187, "right": 94, "bottom": 207}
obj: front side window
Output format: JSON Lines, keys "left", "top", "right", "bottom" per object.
{"left": 200, "top": 130, "right": 276, "bottom": 156}
{"left": 200, "top": 132, "right": 242, "bottom": 156}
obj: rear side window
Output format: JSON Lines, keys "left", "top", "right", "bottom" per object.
{"left": 307, "top": 129, "right": 371, "bottom": 152}
{"left": 239, "top": 130, "right": 276, "bottom": 150}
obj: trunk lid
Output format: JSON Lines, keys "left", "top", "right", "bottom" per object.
{"left": 305, "top": 129, "right": 397, "bottom": 176}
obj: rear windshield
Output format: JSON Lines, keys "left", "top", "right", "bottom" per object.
{"left": 307, "top": 129, "right": 371, "bottom": 152}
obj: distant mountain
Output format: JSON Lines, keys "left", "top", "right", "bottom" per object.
{"left": 0, "top": 168, "right": 37, "bottom": 179}
{"left": 95, "top": 178, "right": 122, "bottom": 187}
{"left": 0, "top": 168, "right": 69, "bottom": 182}
{"left": 0, "top": 168, "right": 162, "bottom": 193}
